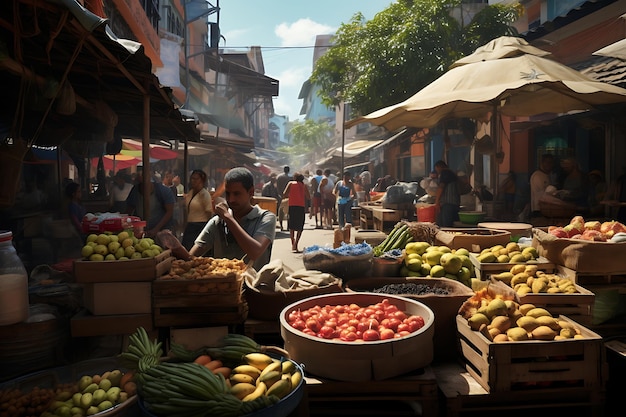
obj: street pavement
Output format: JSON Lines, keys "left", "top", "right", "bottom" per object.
{"left": 270, "top": 215, "right": 340, "bottom": 272}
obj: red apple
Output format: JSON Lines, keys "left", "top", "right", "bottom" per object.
{"left": 601, "top": 221, "right": 626, "bottom": 238}
{"left": 563, "top": 224, "right": 582, "bottom": 238}
{"left": 549, "top": 227, "right": 568, "bottom": 238}
{"left": 581, "top": 229, "right": 607, "bottom": 242}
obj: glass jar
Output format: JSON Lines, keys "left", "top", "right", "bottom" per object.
{"left": 0, "top": 231, "right": 29, "bottom": 325}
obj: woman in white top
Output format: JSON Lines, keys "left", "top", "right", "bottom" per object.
{"left": 182, "top": 169, "right": 214, "bottom": 250}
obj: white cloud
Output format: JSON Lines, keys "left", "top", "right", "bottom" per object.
{"left": 273, "top": 96, "right": 298, "bottom": 119}
{"left": 277, "top": 67, "right": 309, "bottom": 88}
{"left": 275, "top": 19, "right": 335, "bottom": 47}
{"left": 221, "top": 28, "right": 249, "bottom": 46}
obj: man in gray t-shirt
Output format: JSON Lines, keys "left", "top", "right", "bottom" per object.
{"left": 170, "top": 167, "right": 276, "bottom": 271}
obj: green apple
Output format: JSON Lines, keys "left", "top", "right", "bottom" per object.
{"left": 86, "top": 234, "right": 98, "bottom": 243}
{"left": 104, "top": 254, "right": 116, "bottom": 261}
{"left": 406, "top": 258, "right": 422, "bottom": 272}
{"left": 96, "top": 234, "right": 111, "bottom": 246}
{"left": 124, "top": 245, "right": 135, "bottom": 257}
{"left": 440, "top": 253, "right": 463, "bottom": 274}
{"left": 94, "top": 244, "right": 109, "bottom": 256}
{"left": 117, "top": 231, "right": 130, "bottom": 242}
{"left": 108, "top": 241, "right": 121, "bottom": 253}
{"left": 121, "top": 238, "right": 134, "bottom": 248}
{"left": 150, "top": 244, "right": 162, "bottom": 254}
{"left": 141, "top": 249, "right": 154, "bottom": 258}
{"left": 115, "top": 247, "right": 125, "bottom": 259}
{"left": 89, "top": 253, "right": 104, "bottom": 262}
{"left": 81, "top": 245, "right": 94, "bottom": 258}
{"left": 430, "top": 264, "right": 445, "bottom": 277}
{"left": 108, "top": 235, "right": 119, "bottom": 243}
{"left": 131, "top": 252, "right": 142, "bottom": 259}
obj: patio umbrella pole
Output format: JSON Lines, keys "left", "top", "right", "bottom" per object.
{"left": 491, "top": 103, "right": 499, "bottom": 197}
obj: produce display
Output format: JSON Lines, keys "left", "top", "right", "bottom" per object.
{"left": 161, "top": 257, "right": 247, "bottom": 280}
{"left": 120, "top": 329, "right": 302, "bottom": 417}
{"left": 491, "top": 264, "right": 579, "bottom": 296}
{"left": 285, "top": 298, "right": 425, "bottom": 341}
{"left": 547, "top": 215, "right": 626, "bottom": 241}
{"left": 303, "top": 241, "right": 372, "bottom": 257}
{"left": 474, "top": 242, "right": 539, "bottom": 264}
{"left": 80, "top": 231, "right": 163, "bottom": 261}
{"left": 400, "top": 242, "right": 474, "bottom": 287}
{"left": 0, "top": 366, "right": 136, "bottom": 417}
{"left": 461, "top": 289, "right": 587, "bottom": 342}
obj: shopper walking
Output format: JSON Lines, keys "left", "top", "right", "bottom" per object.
{"left": 181, "top": 169, "right": 213, "bottom": 250}
{"left": 283, "top": 172, "right": 310, "bottom": 252}
{"left": 333, "top": 171, "right": 356, "bottom": 228}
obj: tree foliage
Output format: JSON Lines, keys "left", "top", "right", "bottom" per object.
{"left": 311, "top": 0, "right": 523, "bottom": 116}
{"left": 279, "top": 119, "right": 335, "bottom": 157}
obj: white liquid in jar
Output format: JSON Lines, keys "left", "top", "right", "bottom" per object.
{"left": 0, "top": 273, "right": 29, "bottom": 325}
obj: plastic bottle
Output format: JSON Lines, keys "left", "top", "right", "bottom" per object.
{"left": 0, "top": 231, "right": 29, "bottom": 325}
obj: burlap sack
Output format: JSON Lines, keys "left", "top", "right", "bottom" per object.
{"left": 532, "top": 228, "right": 626, "bottom": 273}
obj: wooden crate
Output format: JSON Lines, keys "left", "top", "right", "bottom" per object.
{"left": 456, "top": 315, "right": 607, "bottom": 393}
{"left": 434, "top": 362, "right": 607, "bottom": 417}
{"left": 470, "top": 253, "right": 555, "bottom": 279}
{"left": 500, "top": 266, "right": 596, "bottom": 318}
{"left": 153, "top": 302, "right": 248, "bottom": 328}
{"left": 305, "top": 366, "right": 438, "bottom": 417}
{"left": 73, "top": 249, "right": 173, "bottom": 282}
{"left": 152, "top": 275, "right": 243, "bottom": 306}
{"left": 70, "top": 309, "right": 153, "bottom": 337}
{"left": 573, "top": 271, "right": 626, "bottom": 285}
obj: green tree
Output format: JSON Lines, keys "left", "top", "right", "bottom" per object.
{"left": 280, "top": 119, "right": 335, "bottom": 160}
{"left": 311, "top": 0, "right": 522, "bottom": 116}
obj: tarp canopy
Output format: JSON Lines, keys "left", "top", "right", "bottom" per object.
{"left": 346, "top": 36, "right": 626, "bottom": 131}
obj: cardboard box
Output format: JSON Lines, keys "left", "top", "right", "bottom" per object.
{"left": 532, "top": 228, "right": 626, "bottom": 274}
{"left": 456, "top": 314, "right": 606, "bottom": 393}
{"left": 83, "top": 282, "right": 152, "bottom": 315}
{"left": 70, "top": 309, "right": 153, "bottom": 337}
{"left": 436, "top": 228, "right": 511, "bottom": 252}
{"left": 73, "top": 249, "right": 172, "bottom": 283}
{"left": 280, "top": 293, "right": 435, "bottom": 381}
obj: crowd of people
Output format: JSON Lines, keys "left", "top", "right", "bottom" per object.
{"left": 529, "top": 154, "right": 613, "bottom": 220}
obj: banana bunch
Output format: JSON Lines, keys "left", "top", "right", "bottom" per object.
{"left": 118, "top": 327, "right": 163, "bottom": 373}
{"left": 141, "top": 361, "right": 277, "bottom": 417}
{"left": 204, "top": 334, "right": 264, "bottom": 366}
{"left": 230, "top": 353, "right": 302, "bottom": 402}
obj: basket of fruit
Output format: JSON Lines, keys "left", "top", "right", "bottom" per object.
{"left": 280, "top": 292, "right": 434, "bottom": 381}
{"left": 344, "top": 277, "right": 473, "bottom": 361}
{"left": 0, "top": 357, "right": 137, "bottom": 417}
{"left": 128, "top": 330, "right": 305, "bottom": 417}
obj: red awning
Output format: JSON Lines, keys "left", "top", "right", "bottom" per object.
{"left": 91, "top": 154, "right": 141, "bottom": 172}
{"left": 122, "top": 139, "right": 178, "bottom": 160}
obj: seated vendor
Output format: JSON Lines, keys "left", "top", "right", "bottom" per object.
{"left": 166, "top": 167, "right": 276, "bottom": 271}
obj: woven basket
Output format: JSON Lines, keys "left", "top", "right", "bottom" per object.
{"left": 539, "top": 200, "right": 576, "bottom": 219}
{"left": 0, "top": 140, "right": 28, "bottom": 208}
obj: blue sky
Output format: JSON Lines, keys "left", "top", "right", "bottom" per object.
{"left": 217, "top": 1, "right": 393, "bottom": 121}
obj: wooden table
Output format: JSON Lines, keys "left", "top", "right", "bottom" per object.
{"left": 371, "top": 207, "right": 402, "bottom": 233}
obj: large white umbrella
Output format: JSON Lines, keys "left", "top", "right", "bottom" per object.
{"left": 345, "top": 37, "right": 626, "bottom": 131}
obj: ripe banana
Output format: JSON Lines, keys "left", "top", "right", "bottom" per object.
{"left": 258, "top": 370, "right": 281, "bottom": 388}
{"left": 230, "top": 382, "right": 257, "bottom": 400}
{"left": 281, "top": 360, "right": 296, "bottom": 375}
{"left": 266, "top": 377, "right": 292, "bottom": 399}
{"left": 258, "top": 361, "right": 281, "bottom": 379}
{"left": 232, "top": 364, "right": 262, "bottom": 379}
{"left": 243, "top": 353, "right": 274, "bottom": 370}
{"left": 242, "top": 381, "right": 267, "bottom": 402}
{"left": 229, "top": 373, "right": 255, "bottom": 385}
{"left": 291, "top": 370, "right": 302, "bottom": 388}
